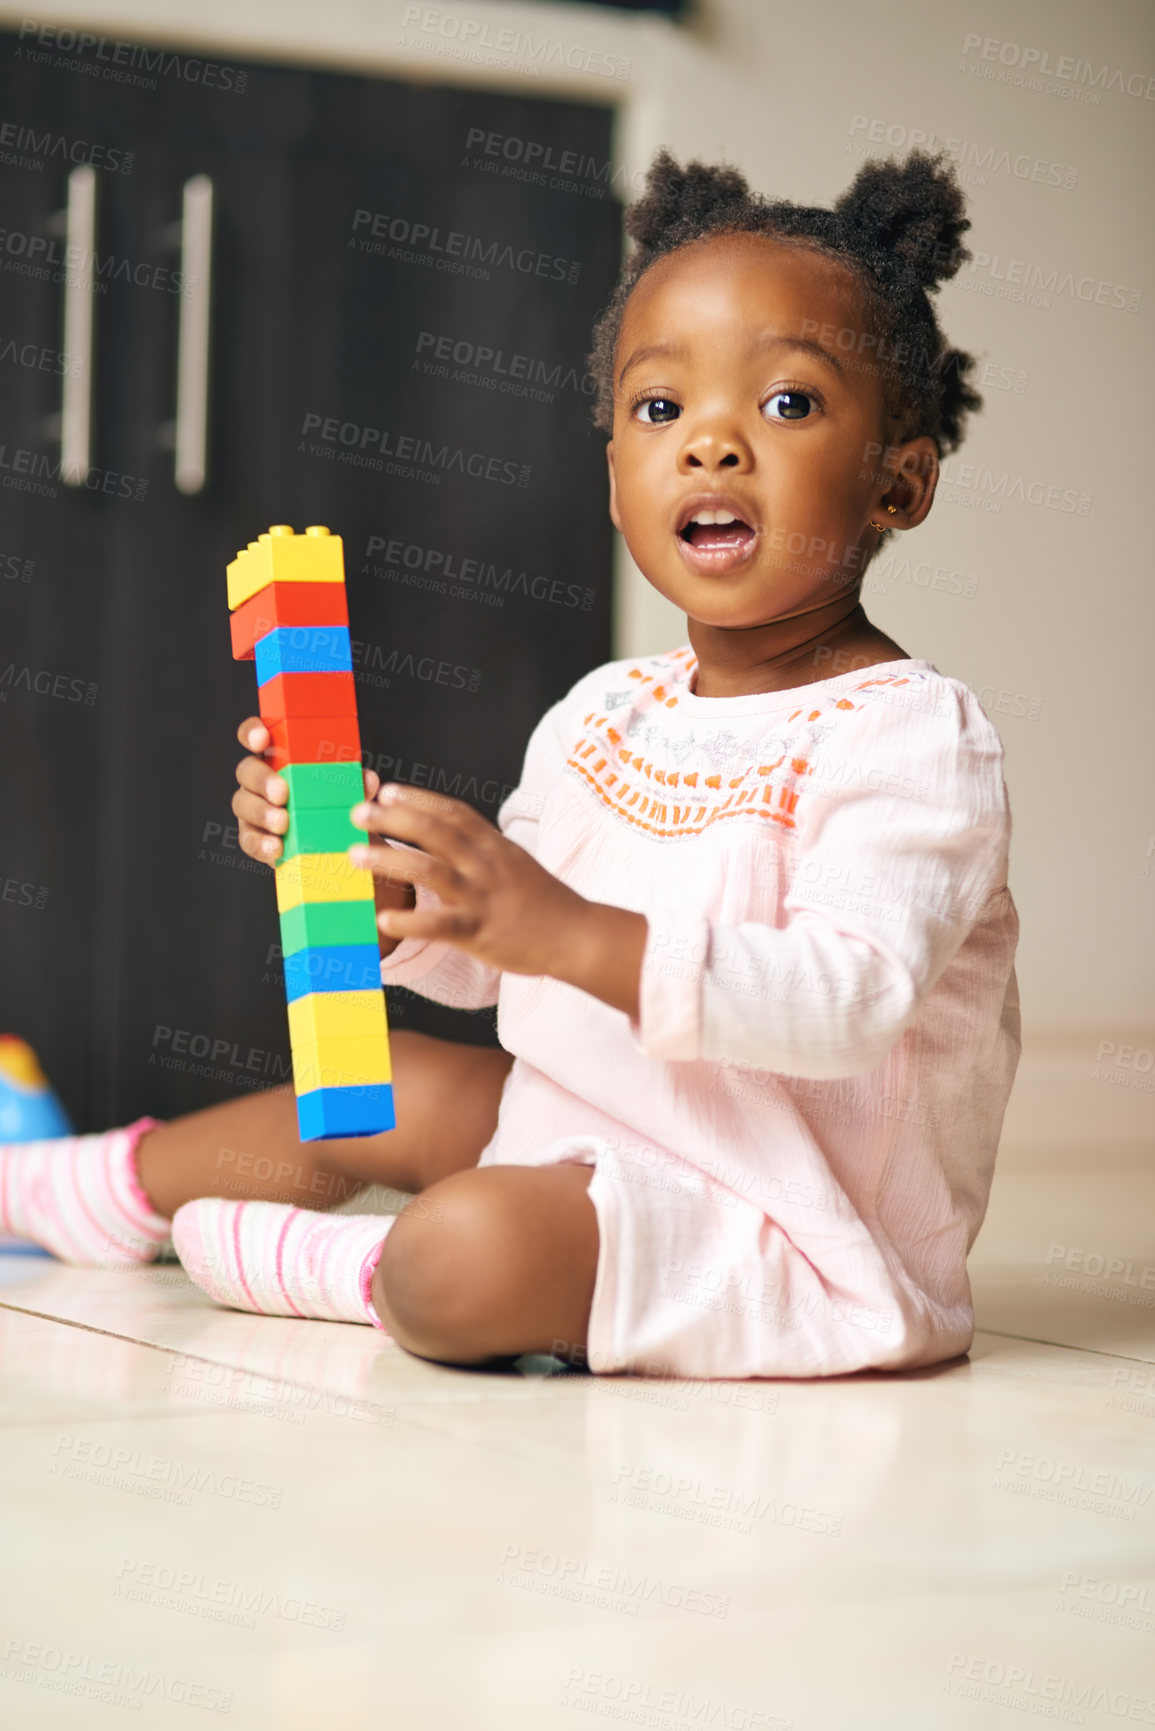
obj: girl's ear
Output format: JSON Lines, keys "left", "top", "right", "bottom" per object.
{"left": 606, "top": 442, "right": 622, "bottom": 532}
{"left": 882, "top": 436, "right": 939, "bottom": 530}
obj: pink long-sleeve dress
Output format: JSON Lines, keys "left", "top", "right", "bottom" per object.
{"left": 380, "top": 646, "right": 1021, "bottom": 1379}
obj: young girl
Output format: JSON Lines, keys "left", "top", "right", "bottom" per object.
{"left": 0, "top": 148, "right": 1020, "bottom": 1380}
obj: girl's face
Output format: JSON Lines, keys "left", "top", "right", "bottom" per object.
{"left": 606, "top": 232, "right": 934, "bottom": 633}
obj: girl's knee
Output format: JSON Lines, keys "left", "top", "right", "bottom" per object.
{"left": 371, "top": 1170, "right": 514, "bottom": 1362}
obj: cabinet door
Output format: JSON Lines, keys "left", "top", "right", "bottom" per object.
{"left": 0, "top": 34, "right": 620, "bottom": 1129}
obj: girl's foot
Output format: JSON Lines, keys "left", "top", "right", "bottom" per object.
{"left": 0, "top": 1117, "right": 170, "bottom": 1266}
{"left": 172, "top": 1198, "right": 391, "bottom": 1328}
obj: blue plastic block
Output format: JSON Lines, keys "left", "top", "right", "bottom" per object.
{"left": 283, "top": 944, "right": 382, "bottom": 1002}
{"left": 254, "top": 624, "right": 353, "bottom": 686}
{"left": 296, "top": 1082, "right": 396, "bottom": 1141}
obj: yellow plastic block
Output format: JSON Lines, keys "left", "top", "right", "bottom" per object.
{"left": 287, "top": 990, "right": 388, "bottom": 1047}
{"left": 227, "top": 524, "right": 346, "bottom": 611}
{"left": 291, "top": 1035, "right": 392, "bottom": 1094}
{"left": 274, "top": 852, "right": 375, "bottom": 913}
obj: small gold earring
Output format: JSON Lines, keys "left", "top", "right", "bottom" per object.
{"left": 886, "top": 504, "right": 898, "bottom": 515}
{"left": 870, "top": 519, "right": 885, "bottom": 532}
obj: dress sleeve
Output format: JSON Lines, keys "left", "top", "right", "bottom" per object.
{"left": 378, "top": 691, "right": 570, "bottom": 1010}
{"left": 626, "top": 681, "right": 1011, "bottom": 1078}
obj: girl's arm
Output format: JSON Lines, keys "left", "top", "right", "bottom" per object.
{"left": 622, "top": 684, "right": 1012, "bottom": 1079}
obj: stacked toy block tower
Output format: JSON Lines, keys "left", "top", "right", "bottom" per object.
{"left": 227, "top": 524, "right": 395, "bottom": 1142}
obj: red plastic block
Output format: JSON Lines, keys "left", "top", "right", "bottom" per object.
{"left": 230, "top": 581, "right": 349, "bottom": 661}
{"left": 264, "top": 715, "right": 362, "bottom": 772}
{"left": 258, "top": 670, "right": 358, "bottom": 726}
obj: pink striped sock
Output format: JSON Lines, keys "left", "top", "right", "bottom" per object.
{"left": 171, "top": 1198, "right": 392, "bottom": 1328}
{"left": 0, "top": 1117, "right": 170, "bottom": 1267}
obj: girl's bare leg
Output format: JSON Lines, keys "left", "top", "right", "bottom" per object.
{"left": 374, "top": 1163, "right": 600, "bottom": 1366}
{"left": 136, "top": 1030, "right": 513, "bottom": 1218}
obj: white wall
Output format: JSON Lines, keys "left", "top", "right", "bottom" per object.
{"left": 5, "top": 0, "right": 1152, "bottom": 1045}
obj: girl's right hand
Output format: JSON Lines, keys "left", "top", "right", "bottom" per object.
{"left": 231, "top": 717, "right": 415, "bottom": 955}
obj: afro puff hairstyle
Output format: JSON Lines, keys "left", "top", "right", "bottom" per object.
{"left": 588, "top": 148, "right": 983, "bottom": 459}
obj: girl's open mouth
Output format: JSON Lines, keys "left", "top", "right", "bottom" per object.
{"left": 676, "top": 507, "right": 757, "bottom": 574}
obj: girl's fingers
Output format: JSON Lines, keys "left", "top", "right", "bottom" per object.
{"left": 363, "top": 767, "right": 380, "bottom": 800}
{"left": 238, "top": 822, "right": 282, "bottom": 862}
{"left": 235, "top": 754, "right": 287, "bottom": 803}
{"left": 349, "top": 841, "right": 457, "bottom": 904}
{"left": 375, "top": 906, "right": 460, "bottom": 943}
{"left": 350, "top": 791, "right": 484, "bottom": 870}
{"left": 231, "top": 787, "right": 288, "bottom": 834}
{"left": 237, "top": 716, "right": 269, "bottom": 752}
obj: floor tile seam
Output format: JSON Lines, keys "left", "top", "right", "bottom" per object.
{"left": 0, "top": 1298, "right": 581, "bottom": 1412}
{"left": 0, "top": 1407, "right": 230, "bottom": 1432}
{"left": 973, "top": 1326, "right": 1155, "bottom": 1366}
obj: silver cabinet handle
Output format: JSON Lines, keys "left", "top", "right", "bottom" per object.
{"left": 60, "top": 164, "right": 96, "bottom": 486}
{"left": 174, "top": 174, "right": 213, "bottom": 494}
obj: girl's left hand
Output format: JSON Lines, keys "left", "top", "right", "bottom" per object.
{"left": 348, "top": 783, "right": 589, "bottom": 979}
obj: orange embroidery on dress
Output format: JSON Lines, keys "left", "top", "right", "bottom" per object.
{"left": 705, "top": 775, "right": 722, "bottom": 789}
{"left": 808, "top": 709, "right": 821, "bottom": 721}
{"left": 606, "top": 727, "right": 621, "bottom": 745}
{"left": 791, "top": 757, "right": 811, "bottom": 776}
{"left": 835, "top": 699, "right": 855, "bottom": 710}
{"left": 683, "top": 773, "right": 698, "bottom": 788}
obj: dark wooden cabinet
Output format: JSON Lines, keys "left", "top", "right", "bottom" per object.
{"left": 0, "top": 34, "right": 619, "bottom": 1130}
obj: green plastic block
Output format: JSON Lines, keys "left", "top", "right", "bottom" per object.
{"left": 280, "top": 803, "right": 363, "bottom": 861}
{"left": 281, "top": 761, "right": 365, "bottom": 810}
{"left": 279, "top": 898, "right": 379, "bottom": 957}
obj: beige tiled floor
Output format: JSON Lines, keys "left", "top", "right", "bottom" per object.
{"left": 1, "top": 1129, "right": 1152, "bottom": 1729}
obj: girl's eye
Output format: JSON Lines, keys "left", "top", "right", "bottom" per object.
{"left": 634, "top": 397, "right": 681, "bottom": 425}
{"left": 762, "top": 390, "right": 815, "bottom": 422}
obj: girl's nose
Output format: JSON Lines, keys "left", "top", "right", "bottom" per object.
{"left": 678, "top": 421, "right": 753, "bottom": 472}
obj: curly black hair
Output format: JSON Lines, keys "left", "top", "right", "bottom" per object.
{"left": 588, "top": 147, "right": 982, "bottom": 462}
